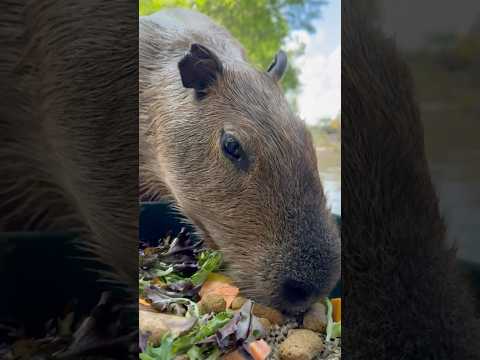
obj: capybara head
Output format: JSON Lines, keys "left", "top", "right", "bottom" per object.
{"left": 143, "top": 42, "right": 340, "bottom": 313}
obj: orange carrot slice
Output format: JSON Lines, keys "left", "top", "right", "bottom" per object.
{"left": 331, "top": 298, "right": 341, "bottom": 322}
{"left": 248, "top": 339, "right": 271, "bottom": 360}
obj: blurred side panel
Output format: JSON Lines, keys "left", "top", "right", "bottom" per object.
{"left": 342, "top": 0, "right": 480, "bottom": 358}
{"left": 0, "top": 1, "right": 138, "bottom": 358}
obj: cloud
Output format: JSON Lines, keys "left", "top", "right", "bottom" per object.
{"left": 296, "top": 45, "right": 341, "bottom": 124}
{"left": 286, "top": 24, "right": 340, "bottom": 125}
{"left": 285, "top": 29, "right": 325, "bottom": 52}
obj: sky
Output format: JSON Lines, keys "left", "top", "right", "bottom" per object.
{"left": 288, "top": 0, "right": 478, "bottom": 125}
{"left": 287, "top": 0, "right": 341, "bottom": 125}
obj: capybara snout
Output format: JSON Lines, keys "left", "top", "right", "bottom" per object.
{"left": 258, "top": 172, "right": 341, "bottom": 313}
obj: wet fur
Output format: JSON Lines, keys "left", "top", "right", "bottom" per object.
{"left": 342, "top": 1, "right": 480, "bottom": 358}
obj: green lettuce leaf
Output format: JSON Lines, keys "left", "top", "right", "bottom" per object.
{"left": 140, "top": 334, "right": 175, "bottom": 360}
{"left": 172, "top": 311, "right": 232, "bottom": 354}
{"left": 190, "top": 250, "right": 223, "bottom": 286}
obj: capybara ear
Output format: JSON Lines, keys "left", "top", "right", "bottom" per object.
{"left": 178, "top": 43, "right": 223, "bottom": 98}
{"left": 267, "top": 50, "right": 288, "bottom": 82}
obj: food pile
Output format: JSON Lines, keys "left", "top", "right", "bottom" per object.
{"left": 139, "top": 229, "right": 341, "bottom": 360}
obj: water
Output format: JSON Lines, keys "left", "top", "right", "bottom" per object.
{"left": 320, "top": 168, "right": 341, "bottom": 216}
{"left": 315, "top": 136, "right": 341, "bottom": 216}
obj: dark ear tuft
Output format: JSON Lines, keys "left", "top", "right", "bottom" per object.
{"left": 267, "top": 50, "right": 288, "bottom": 82}
{"left": 178, "top": 43, "right": 223, "bottom": 97}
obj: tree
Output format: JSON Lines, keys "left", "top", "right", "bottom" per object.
{"left": 139, "top": 0, "right": 326, "bottom": 96}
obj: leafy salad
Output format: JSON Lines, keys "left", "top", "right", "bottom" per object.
{"left": 139, "top": 229, "right": 340, "bottom": 360}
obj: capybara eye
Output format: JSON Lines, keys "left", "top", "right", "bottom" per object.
{"left": 221, "top": 132, "right": 249, "bottom": 170}
{"left": 223, "top": 135, "right": 241, "bottom": 159}
{"left": 222, "top": 133, "right": 242, "bottom": 160}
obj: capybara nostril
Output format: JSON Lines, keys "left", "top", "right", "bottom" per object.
{"left": 281, "top": 279, "right": 314, "bottom": 304}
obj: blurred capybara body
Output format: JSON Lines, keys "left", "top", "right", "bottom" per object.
{"left": 342, "top": 1, "right": 480, "bottom": 358}
{"left": 0, "top": 1, "right": 138, "bottom": 287}
{"left": 140, "top": 9, "right": 340, "bottom": 312}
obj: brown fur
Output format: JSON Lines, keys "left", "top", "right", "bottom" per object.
{"left": 0, "top": 1, "right": 138, "bottom": 288}
{"left": 140, "top": 9, "right": 340, "bottom": 312}
{"left": 342, "top": 1, "right": 480, "bottom": 358}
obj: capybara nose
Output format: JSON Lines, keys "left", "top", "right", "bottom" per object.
{"left": 281, "top": 279, "right": 314, "bottom": 304}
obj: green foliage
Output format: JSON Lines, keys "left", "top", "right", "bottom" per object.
{"left": 139, "top": 0, "right": 326, "bottom": 95}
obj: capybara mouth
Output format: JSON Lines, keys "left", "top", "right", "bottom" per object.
{"left": 278, "top": 296, "right": 317, "bottom": 315}
{"left": 224, "top": 269, "right": 320, "bottom": 316}
{"left": 269, "top": 287, "right": 321, "bottom": 316}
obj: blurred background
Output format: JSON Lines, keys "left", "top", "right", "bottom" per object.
{"left": 382, "top": 0, "right": 480, "bottom": 267}
{"left": 140, "top": 0, "right": 341, "bottom": 215}
{"left": 356, "top": 0, "right": 480, "bottom": 299}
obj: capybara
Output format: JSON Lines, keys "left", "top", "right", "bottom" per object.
{"left": 140, "top": 8, "right": 340, "bottom": 313}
